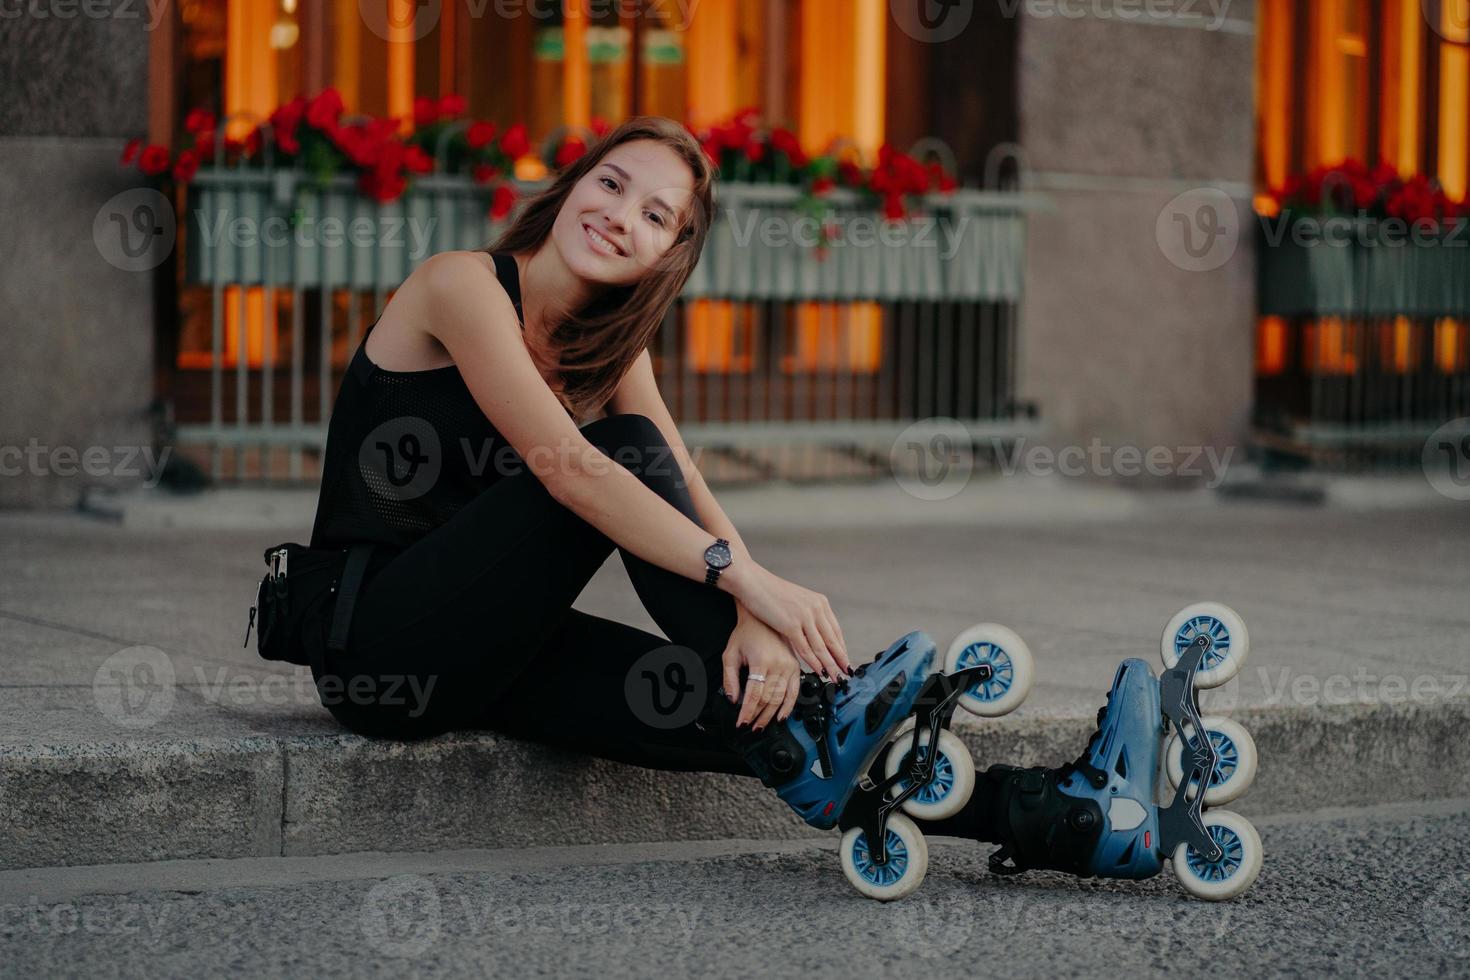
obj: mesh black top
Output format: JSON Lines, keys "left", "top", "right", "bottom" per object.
{"left": 309, "top": 251, "right": 526, "bottom": 555}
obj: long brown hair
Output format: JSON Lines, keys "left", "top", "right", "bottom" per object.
{"left": 483, "top": 116, "right": 717, "bottom": 421}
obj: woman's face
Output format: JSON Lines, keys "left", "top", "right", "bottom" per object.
{"left": 551, "top": 138, "right": 696, "bottom": 287}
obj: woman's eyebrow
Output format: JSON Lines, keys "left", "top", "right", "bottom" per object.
{"left": 601, "top": 162, "right": 680, "bottom": 221}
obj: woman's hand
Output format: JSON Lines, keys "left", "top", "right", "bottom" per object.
{"left": 722, "top": 606, "right": 805, "bottom": 731}
{"left": 724, "top": 562, "right": 851, "bottom": 680}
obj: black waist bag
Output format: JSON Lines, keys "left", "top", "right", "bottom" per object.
{"left": 244, "top": 542, "right": 375, "bottom": 668}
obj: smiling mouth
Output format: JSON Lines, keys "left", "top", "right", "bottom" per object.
{"left": 583, "top": 223, "right": 625, "bottom": 257}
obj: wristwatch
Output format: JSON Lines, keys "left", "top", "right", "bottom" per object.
{"left": 703, "top": 537, "right": 732, "bottom": 586}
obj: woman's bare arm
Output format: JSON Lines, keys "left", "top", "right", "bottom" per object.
{"left": 421, "top": 251, "right": 745, "bottom": 594}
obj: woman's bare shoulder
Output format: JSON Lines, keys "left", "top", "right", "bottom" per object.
{"left": 367, "top": 251, "right": 514, "bottom": 371}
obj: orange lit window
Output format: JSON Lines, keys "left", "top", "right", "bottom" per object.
{"left": 1256, "top": 316, "right": 1289, "bottom": 376}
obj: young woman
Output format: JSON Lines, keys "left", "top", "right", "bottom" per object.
{"left": 302, "top": 115, "right": 1262, "bottom": 902}
{"left": 307, "top": 115, "right": 859, "bottom": 767}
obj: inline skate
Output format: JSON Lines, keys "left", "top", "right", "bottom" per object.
{"left": 698, "top": 625, "right": 1034, "bottom": 900}
{"left": 974, "top": 602, "right": 1263, "bottom": 900}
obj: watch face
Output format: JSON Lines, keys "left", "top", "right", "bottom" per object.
{"left": 705, "top": 542, "right": 732, "bottom": 568}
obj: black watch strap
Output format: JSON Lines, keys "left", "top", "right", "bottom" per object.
{"left": 704, "top": 537, "right": 730, "bottom": 587}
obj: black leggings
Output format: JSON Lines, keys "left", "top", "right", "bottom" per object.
{"left": 313, "top": 411, "right": 983, "bottom": 840}
{"left": 315, "top": 412, "right": 753, "bottom": 777}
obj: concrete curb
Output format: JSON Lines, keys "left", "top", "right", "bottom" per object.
{"left": 5, "top": 698, "right": 1467, "bottom": 872}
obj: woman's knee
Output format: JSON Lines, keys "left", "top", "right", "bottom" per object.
{"left": 580, "top": 413, "right": 696, "bottom": 517}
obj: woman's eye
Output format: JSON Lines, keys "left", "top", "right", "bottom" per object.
{"left": 599, "top": 176, "right": 618, "bottom": 191}
{"left": 646, "top": 211, "right": 665, "bottom": 227}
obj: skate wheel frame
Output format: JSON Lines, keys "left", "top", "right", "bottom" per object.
{"left": 1165, "top": 716, "right": 1258, "bottom": 806}
{"left": 840, "top": 813, "right": 929, "bottom": 901}
{"left": 944, "top": 623, "right": 1034, "bottom": 718}
{"left": 883, "top": 716, "right": 977, "bottom": 821}
{"left": 1172, "top": 809, "right": 1263, "bottom": 901}
{"left": 834, "top": 665, "right": 991, "bottom": 900}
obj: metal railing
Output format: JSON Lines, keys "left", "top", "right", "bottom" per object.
{"left": 172, "top": 167, "right": 1040, "bottom": 483}
{"left": 1256, "top": 220, "right": 1470, "bottom": 469}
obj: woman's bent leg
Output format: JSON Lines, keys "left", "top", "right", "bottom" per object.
{"left": 315, "top": 413, "right": 741, "bottom": 760}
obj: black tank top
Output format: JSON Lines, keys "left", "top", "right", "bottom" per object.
{"left": 309, "top": 252, "right": 527, "bottom": 557}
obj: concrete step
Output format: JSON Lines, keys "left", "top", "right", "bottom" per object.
{"left": 6, "top": 697, "right": 1468, "bottom": 871}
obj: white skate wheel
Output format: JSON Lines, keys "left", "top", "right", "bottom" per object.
{"left": 839, "top": 813, "right": 929, "bottom": 902}
{"left": 883, "top": 716, "right": 976, "bottom": 821}
{"left": 1172, "top": 809, "right": 1262, "bottom": 901}
{"left": 944, "top": 623, "right": 1034, "bottom": 717}
{"left": 1160, "top": 602, "right": 1249, "bottom": 689}
{"left": 1165, "top": 716, "right": 1258, "bottom": 806}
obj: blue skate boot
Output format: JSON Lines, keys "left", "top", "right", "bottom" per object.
{"left": 973, "top": 602, "right": 1263, "bottom": 900}
{"left": 698, "top": 628, "right": 1032, "bottom": 900}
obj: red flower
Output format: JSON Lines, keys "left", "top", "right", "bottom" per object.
{"left": 770, "top": 128, "right": 806, "bottom": 168}
{"left": 883, "top": 192, "right": 907, "bottom": 222}
{"left": 811, "top": 175, "right": 835, "bottom": 195}
{"left": 119, "top": 138, "right": 142, "bottom": 165}
{"left": 404, "top": 144, "right": 434, "bottom": 175}
{"left": 192, "top": 128, "right": 218, "bottom": 158}
{"left": 471, "top": 163, "right": 501, "bottom": 185}
{"left": 466, "top": 121, "right": 497, "bottom": 150}
{"left": 413, "top": 96, "right": 439, "bottom": 128}
{"left": 171, "top": 148, "right": 200, "bottom": 182}
{"left": 590, "top": 116, "right": 611, "bottom": 138}
{"left": 927, "top": 162, "right": 958, "bottom": 193}
{"left": 244, "top": 128, "right": 263, "bottom": 158}
{"left": 744, "top": 140, "right": 765, "bottom": 163}
{"left": 184, "top": 107, "right": 216, "bottom": 137}
{"left": 490, "top": 183, "right": 518, "bottom": 220}
{"left": 837, "top": 160, "right": 864, "bottom": 188}
{"left": 500, "top": 123, "right": 530, "bottom": 160}
{"left": 556, "top": 136, "right": 587, "bottom": 169}
{"left": 138, "top": 144, "right": 171, "bottom": 176}
{"left": 306, "top": 88, "right": 344, "bottom": 131}
{"left": 270, "top": 96, "right": 306, "bottom": 155}
{"left": 437, "top": 93, "right": 466, "bottom": 119}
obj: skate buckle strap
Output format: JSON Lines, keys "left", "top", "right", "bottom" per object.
{"left": 988, "top": 844, "right": 1027, "bottom": 876}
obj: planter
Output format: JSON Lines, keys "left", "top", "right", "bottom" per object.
{"left": 183, "top": 168, "right": 1030, "bottom": 303}
{"left": 1258, "top": 215, "right": 1470, "bottom": 318}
